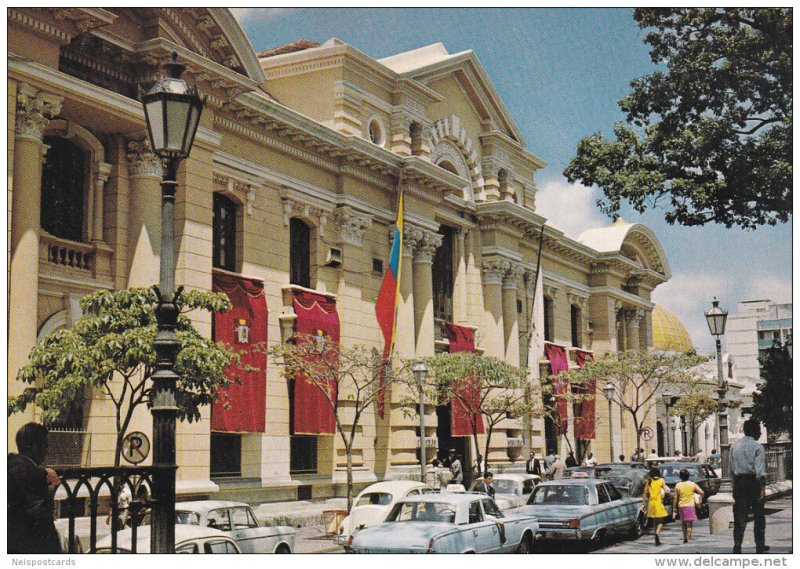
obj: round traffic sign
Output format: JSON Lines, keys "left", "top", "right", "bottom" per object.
{"left": 122, "top": 431, "right": 150, "bottom": 465}
{"left": 639, "top": 427, "right": 654, "bottom": 441}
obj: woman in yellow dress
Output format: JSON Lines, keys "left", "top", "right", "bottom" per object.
{"left": 643, "top": 466, "right": 671, "bottom": 545}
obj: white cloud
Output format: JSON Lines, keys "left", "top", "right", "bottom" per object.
{"left": 746, "top": 275, "right": 792, "bottom": 304}
{"left": 230, "top": 8, "right": 294, "bottom": 24}
{"left": 535, "top": 177, "right": 607, "bottom": 239}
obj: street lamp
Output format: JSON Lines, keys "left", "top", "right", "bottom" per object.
{"left": 141, "top": 52, "right": 203, "bottom": 554}
{"left": 662, "top": 388, "right": 673, "bottom": 457}
{"left": 602, "top": 382, "right": 616, "bottom": 462}
{"left": 705, "top": 297, "right": 729, "bottom": 476}
{"left": 412, "top": 361, "right": 429, "bottom": 482}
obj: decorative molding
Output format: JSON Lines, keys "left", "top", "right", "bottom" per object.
{"left": 126, "top": 137, "right": 163, "bottom": 178}
{"left": 281, "top": 195, "right": 330, "bottom": 237}
{"left": 50, "top": 7, "right": 116, "bottom": 34}
{"left": 482, "top": 258, "right": 511, "bottom": 285}
{"left": 543, "top": 284, "right": 559, "bottom": 299}
{"left": 8, "top": 9, "right": 72, "bottom": 43}
{"left": 332, "top": 206, "right": 373, "bottom": 247}
{"left": 15, "top": 83, "right": 63, "bottom": 141}
{"left": 407, "top": 226, "right": 442, "bottom": 263}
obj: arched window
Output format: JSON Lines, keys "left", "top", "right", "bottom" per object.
{"left": 437, "top": 160, "right": 459, "bottom": 175}
{"left": 41, "top": 136, "right": 86, "bottom": 242}
{"left": 213, "top": 193, "right": 238, "bottom": 271}
{"left": 290, "top": 218, "right": 311, "bottom": 288}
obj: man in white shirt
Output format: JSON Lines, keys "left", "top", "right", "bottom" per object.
{"left": 546, "top": 455, "right": 565, "bottom": 480}
{"left": 583, "top": 452, "right": 597, "bottom": 466}
{"left": 695, "top": 449, "right": 707, "bottom": 465}
{"left": 729, "top": 419, "right": 767, "bottom": 554}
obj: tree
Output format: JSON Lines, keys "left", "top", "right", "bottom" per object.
{"left": 562, "top": 350, "right": 707, "bottom": 453}
{"left": 269, "top": 336, "right": 386, "bottom": 511}
{"left": 402, "top": 352, "right": 534, "bottom": 477}
{"left": 8, "top": 288, "right": 238, "bottom": 467}
{"left": 751, "top": 340, "right": 792, "bottom": 438}
{"left": 564, "top": 8, "right": 792, "bottom": 229}
{"left": 670, "top": 372, "right": 719, "bottom": 455}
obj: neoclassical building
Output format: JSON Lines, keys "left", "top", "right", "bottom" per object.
{"left": 8, "top": 8, "right": 671, "bottom": 502}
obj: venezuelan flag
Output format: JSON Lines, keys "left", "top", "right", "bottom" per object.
{"left": 374, "top": 190, "right": 403, "bottom": 418}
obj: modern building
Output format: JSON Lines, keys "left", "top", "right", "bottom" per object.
{"left": 8, "top": 8, "right": 670, "bottom": 503}
{"left": 726, "top": 300, "right": 793, "bottom": 410}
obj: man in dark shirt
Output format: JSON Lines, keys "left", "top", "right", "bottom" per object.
{"left": 565, "top": 452, "right": 578, "bottom": 468}
{"left": 8, "top": 422, "right": 61, "bottom": 553}
{"left": 473, "top": 471, "right": 496, "bottom": 498}
{"left": 526, "top": 452, "right": 541, "bottom": 476}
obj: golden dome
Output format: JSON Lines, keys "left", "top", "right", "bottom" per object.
{"left": 652, "top": 304, "right": 695, "bottom": 353}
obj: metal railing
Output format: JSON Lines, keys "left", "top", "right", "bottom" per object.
{"left": 55, "top": 466, "right": 167, "bottom": 553}
{"left": 764, "top": 442, "right": 792, "bottom": 485}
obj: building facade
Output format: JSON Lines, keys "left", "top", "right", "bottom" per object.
{"left": 8, "top": 8, "right": 671, "bottom": 502}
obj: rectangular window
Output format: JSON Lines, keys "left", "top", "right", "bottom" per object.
{"left": 289, "top": 218, "right": 311, "bottom": 288}
{"left": 372, "top": 258, "right": 383, "bottom": 276}
{"left": 290, "top": 436, "right": 318, "bottom": 473}
{"left": 210, "top": 433, "right": 241, "bottom": 478}
{"left": 543, "top": 297, "right": 554, "bottom": 343}
{"left": 213, "top": 193, "right": 237, "bottom": 271}
{"left": 571, "top": 305, "right": 581, "bottom": 348}
{"left": 432, "top": 226, "right": 454, "bottom": 322}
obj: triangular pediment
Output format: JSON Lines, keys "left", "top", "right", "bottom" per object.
{"left": 380, "top": 44, "right": 524, "bottom": 144}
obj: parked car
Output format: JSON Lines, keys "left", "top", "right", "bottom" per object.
{"left": 335, "top": 480, "right": 434, "bottom": 545}
{"left": 566, "top": 466, "right": 673, "bottom": 518}
{"left": 96, "top": 524, "right": 241, "bottom": 553}
{"left": 175, "top": 500, "right": 295, "bottom": 553}
{"left": 468, "top": 473, "right": 541, "bottom": 510}
{"left": 510, "top": 478, "right": 645, "bottom": 544}
{"left": 598, "top": 462, "right": 648, "bottom": 470}
{"left": 659, "top": 462, "right": 721, "bottom": 515}
{"left": 348, "top": 493, "right": 539, "bottom": 553}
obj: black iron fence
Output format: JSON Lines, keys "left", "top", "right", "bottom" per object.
{"left": 55, "top": 466, "right": 170, "bottom": 553}
{"left": 764, "top": 442, "right": 792, "bottom": 485}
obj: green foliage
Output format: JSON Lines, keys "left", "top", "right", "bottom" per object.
{"left": 752, "top": 341, "right": 792, "bottom": 436}
{"left": 9, "top": 288, "right": 238, "bottom": 463}
{"left": 565, "top": 8, "right": 792, "bottom": 229}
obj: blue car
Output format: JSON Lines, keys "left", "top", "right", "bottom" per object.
{"left": 510, "top": 477, "right": 644, "bottom": 544}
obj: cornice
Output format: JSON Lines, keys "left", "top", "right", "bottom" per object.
{"left": 8, "top": 8, "right": 73, "bottom": 44}
{"left": 480, "top": 130, "right": 546, "bottom": 170}
{"left": 542, "top": 272, "right": 591, "bottom": 297}
{"left": 588, "top": 286, "right": 655, "bottom": 310}
{"left": 475, "top": 200, "right": 546, "bottom": 239}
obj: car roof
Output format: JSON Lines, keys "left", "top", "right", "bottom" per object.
{"left": 176, "top": 500, "right": 251, "bottom": 514}
{"left": 402, "top": 493, "right": 486, "bottom": 505}
{"left": 97, "top": 525, "right": 233, "bottom": 550}
{"left": 356, "top": 480, "right": 429, "bottom": 496}
{"left": 492, "top": 473, "right": 538, "bottom": 481}
{"left": 537, "top": 478, "right": 605, "bottom": 487}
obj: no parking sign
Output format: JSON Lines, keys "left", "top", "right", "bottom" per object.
{"left": 122, "top": 431, "right": 150, "bottom": 464}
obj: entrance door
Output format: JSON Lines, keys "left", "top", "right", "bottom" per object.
{"left": 436, "top": 403, "right": 471, "bottom": 486}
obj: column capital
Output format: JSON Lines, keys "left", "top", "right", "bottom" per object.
{"left": 126, "top": 137, "right": 163, "bottom": 178}
{"left": 482, "top": 258, "right": 510, "bottom": 285}
{"left": 15, "top": 83, "right": 63, "bottom": 142}
{"left": 625, "top": 308, "right": 645, "bottom": 327}
{"left": 502, "top": 263, "right": 524, "bottom": 289}
{"left": 543, "top": 283, "right": 559, "bottom": 299}
{"left": 566, "top": 290, "right": 589, "bottom": 310}
{"left": 407, "top": 226, "right": 442, "bottom": 264}
{"left": 333, "top": 205, "right": 372, "bottom": 247}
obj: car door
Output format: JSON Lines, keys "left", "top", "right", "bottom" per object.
{"left": 466, "top": 500, "right": 500, "bottom": 553}
{"left": 480, "top": 499, "right": 508, "bottom": 552}
{"left": 593, "top": 484, "right": 611, "bottom": 533}
{"left": 229, "top": 506, "right": 267, "bottom": 553}
{"left": 603, "top": 483, "right": 630, "bottom": 532}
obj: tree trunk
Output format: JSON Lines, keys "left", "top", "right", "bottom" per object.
{"left": 346, "top": 443, "right": 354, "bottom": 512}
{"left": 482, "top": 425, "right": 494, "bottom": 479}
{"left": 472, "top": 429, "right": 482, "bottom": 479}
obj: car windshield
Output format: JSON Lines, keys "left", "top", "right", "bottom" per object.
{"left": 608, "top": 474, "right": 641, "bottom": 495}
{"left": 660, "top": 465, "right": 700, "bottom": 481}
{"left": 176, "top": 511, "right": 201, "bottom": 525}
{"left": 356, "top": 492, "right": 393, "bottom": 507}
{"left": 530, "top": 485, "right": 588, "bottom": 505}
{"left": 492, "top": 480, "right": 517, "bottom": 494}
{"left": 387, "top": 501, "right": 456, "bottom": 523}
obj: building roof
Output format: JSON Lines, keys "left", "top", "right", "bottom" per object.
{"left": 257, "top": 39, "right": 321, "bottom": 58}
{"left": 652, "top": 304, "right": 695, "bottom": 353}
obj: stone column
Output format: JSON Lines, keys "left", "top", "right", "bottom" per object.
{"left": 126, "top": 138, "right": 163, "bottom": 288}
{"left": 481, "top": 259, "right": 508, "bottom": 359}
{"left": 453, "top": 228, "right": 468, "bottom": 324}
{"left": 92, "top": 163, "right": 113, "bottom": 243}
{"left": 411, "top": 227, "right": 442, "bottom": 358}
{"left": 8, "top": 84, "right": 62, "bottom": 446}
{"left": 502, "top": 265, "right": 521, "bottom": 366}
{"left": 625, "top": 308, "right": 644, "bottom": 351}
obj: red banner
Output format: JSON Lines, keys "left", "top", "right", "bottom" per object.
{"left": 445, "top": 323, "right": 485, "bottom": 437}
{"left": 211, "top": 272, "right": 267, "bottom": 433}
{"left": 292, "top": 290, "right": 340, "bottom": 435}
{"left": 544, "top": 343, "right": 569, "bottom": 435}
{"left": 572, "top": 350, "right": 596, "bottom": 439}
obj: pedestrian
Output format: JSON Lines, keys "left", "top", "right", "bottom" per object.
{"left": 646, "top": 448, "right": 659, "bottom": 465}
{"left": 619, "top": 454, "right": 626, "bottom": 462}
{"left": 631, "top": 449, "right": 640, "bottom": 462}
{"left": 426, "top": 459, "right": 440, "bottom": 490}
{"left": 473, "top": 471, "right": 496, "bottom": 499}
{"left": 448, "top": 449, "right": 463, "bottom": 485}
{"left": 547, "top": 454, "right": 565, "bottom": 480}
{"left": 674, "top": 449, "right": 684, "bottom": 460}
{"left": 694, "top": 449, "right": 707, "bottom": 465}
{"left": 131, "top": 485, "right": 152, "bottom": 528}
{"left": 544, "top": 450, "right": 556, "bottom": 472}
{"left": 526, "top": 452, "right": 541, "bottom": 476}
{"left": 472, "top": 454, "right": 486, "bottom": 478}
{"left": 8, "top": 422, "right": 62, "bottom": 553}
{"left": 673, "top": 468, "right": 704, "bottom": 543}
{"left": 643, "top": 466, "right": 670, "bottom": 546}
{"left": 583, "top": 452, "right": 597, "bottom": 466}
{"left": 564, "top": 451, "right": 577, "bottom": 468}
{"left": 729, "top": 419, "right": 767, "bottom": 554}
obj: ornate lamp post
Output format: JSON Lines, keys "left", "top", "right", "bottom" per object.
{"left": 662, "top": 388, "right": 673, "bottom": 457}
{"left": 705, "top": 298, "right": 729, "bottom": 477}
{"left": 141, "top": 52, "right": 203, "bottom": 554}
{"left": 602, "top": 382, "right": 616, "bottom": 462}
{"left": 412, "top": 361, "right": 429, "bottom": 482}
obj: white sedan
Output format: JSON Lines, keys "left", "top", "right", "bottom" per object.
{"left": 96, "top": 525, "right": 241, "bottom": 554}
{"left": 176, "top": 500, "right": 295, "bottom": 553}
{"left": 335, "top": 480, "right": 434, "bottom": 545}
{"left": 469, "top": 473, "right": 541, "bottom": 509}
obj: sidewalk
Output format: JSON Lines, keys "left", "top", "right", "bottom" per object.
{"left": 596, "top": 497, "right": 792, "bottom": 555}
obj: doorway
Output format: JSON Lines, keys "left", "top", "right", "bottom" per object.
{"left": 436, "top": 403, "right": 472, "bottom": 487}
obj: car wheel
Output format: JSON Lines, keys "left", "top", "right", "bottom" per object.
{"left": 517, "top": 532, "right": 534, "bottom": 554}
{"left": 591, "top": 530, "right": 607, "bottom": 549}
{"left": 630, "top": 515, "right": 645, "bottom": 538}
{"left": 275, "top": 543, "right": 291, "bottom": 554}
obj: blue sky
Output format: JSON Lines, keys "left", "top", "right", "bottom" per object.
{"left": 232, "top": 8, "right": 793, "bottom": 354}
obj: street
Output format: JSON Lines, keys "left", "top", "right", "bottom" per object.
{"left": 290, "top": 498, "right": 793, "bottom": 554}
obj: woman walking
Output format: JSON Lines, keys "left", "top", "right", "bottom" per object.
{"left": 673, "top": 468, "right": 704, "bottom": 543}
{"left": 643, "top": 466, "right": 671, "bottom": 545}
